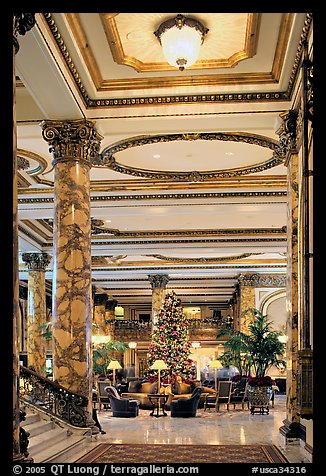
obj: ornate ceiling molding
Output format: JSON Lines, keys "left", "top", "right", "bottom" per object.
{"left": 41, "top": 12, "right": 312, "bottom": 105}
{"left": 145, "top": 252, "right": 263, "bottom": 263}
{"left": 101, "top": 13, "right": 260, "bottom": 73}
{"left": 98, "top": 132, "right": 284, "bottom": 181}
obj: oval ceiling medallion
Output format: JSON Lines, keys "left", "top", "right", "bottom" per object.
{"left": 98, "top": 132, "right": 284, "bottom": 182}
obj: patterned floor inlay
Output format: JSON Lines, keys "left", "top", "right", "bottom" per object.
{"left": 75, "top": 443, "right": 289, "bottom": 463}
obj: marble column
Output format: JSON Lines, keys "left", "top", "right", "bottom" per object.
{"left": 41, "top": 120, "right": 103, "bottom": 420}
{"left": 13, "top": 13, "right": 36, "bottom": 462}
{"left": 148, "top": 274, "right": 169, "bottom": 324}
{"left": 21, "top": 252, "right": 51, "bottom": 375}
{"left": 93, "top": 293, "right": 108, "bottom": 335}
{"left": 277, "top": 110, "right": 301, "bottom": 437}
{"left": 237, "top": 273, "right": 258, "bottom": 333}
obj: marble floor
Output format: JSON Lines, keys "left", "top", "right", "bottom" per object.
{"left": 70, "top": 395, "right": 311, "bottom": 464}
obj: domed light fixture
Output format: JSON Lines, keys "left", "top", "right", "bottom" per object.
{"left": 154, "top": 14, "right": 209, "bottom": 71}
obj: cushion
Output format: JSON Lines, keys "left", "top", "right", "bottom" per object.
{"left": 189, "top": 380, "right": 201, "bottom": 391}
{"left": 149, "top": 381, "right": 158, "bottom": 394}
{"left": 174, "top": 382, "right": 191, "bottom": 395}
{"left": 128, "top": 380, "right": 142, "bottom": 393}
{"left": 140, "top": 382, "right": 153, "bottom": 394}
{"left": 202, "top": 386, "right": 216, "bottom": 394}
{"left": 164, "top": 384, "right": 173, "bottom": 395}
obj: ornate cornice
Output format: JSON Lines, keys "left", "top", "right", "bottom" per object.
{"left": 21, "top": 252, "right": 51, "bottom": 271}
{"left": 148, "top": 274, "right": 170, "bottom": 289}
{"left": 97, "top": 132, "right": 284, "bottom": 181}
{"left": 238, "top": 272, "right": 286, "bottom": 287}
{"left": 41, "top": 120, "right": 103, "bottom": 167}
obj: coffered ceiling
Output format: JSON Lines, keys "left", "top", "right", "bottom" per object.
{"left": 15, "top": 12, "right": 312, "bottom": 307}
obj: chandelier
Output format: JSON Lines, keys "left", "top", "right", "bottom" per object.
{"left": 154, "top": 14, "right": 209, "bottom": 71}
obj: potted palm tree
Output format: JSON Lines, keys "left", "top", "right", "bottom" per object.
{"left": 217, "top": 308, "right": 286, "bottom": 414}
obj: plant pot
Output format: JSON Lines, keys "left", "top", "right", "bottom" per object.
{"left": 247, "top": 386, "right": 272, "bottom": 415}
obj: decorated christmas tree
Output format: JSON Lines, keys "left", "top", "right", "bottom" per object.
{"left": 146, "top": 290, "right": 195, "bottom": 381}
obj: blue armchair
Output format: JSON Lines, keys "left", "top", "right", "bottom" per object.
{"left": 105, "top": 385, "right": 140, "bottom": 417}
{"left": 170, "top": 386, "right": 204, "bottom": 417}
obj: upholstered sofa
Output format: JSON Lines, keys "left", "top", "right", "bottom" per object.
{"left": 121, "top": 379, "right": 215, "bottom": 409}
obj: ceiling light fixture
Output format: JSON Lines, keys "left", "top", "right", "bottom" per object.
{"left": 154, "top": 14, "right": 209, "bottom": 71}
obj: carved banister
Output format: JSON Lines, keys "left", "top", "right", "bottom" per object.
{"left": 19, "top": 366, "right": 89, "bottom": 427}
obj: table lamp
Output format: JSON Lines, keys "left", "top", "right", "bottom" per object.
{"left": 107, "top": 360, "right": 122, "bottom": 385}
{"left": 209, "top": 359, "right": 223, "bottom": 391}
{"left": 150, "top": 359, "right": 168, "bottom": 393}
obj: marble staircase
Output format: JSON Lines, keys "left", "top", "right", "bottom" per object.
{"left": 20, "top": 404, "right": 92, "bottom": 463}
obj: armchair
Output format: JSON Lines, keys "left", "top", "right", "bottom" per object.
{"left": 170, "top": 386, "right": 204, "bottom": 417}
{"left": 105, "top": 385, "right": 140, "bottom": 417}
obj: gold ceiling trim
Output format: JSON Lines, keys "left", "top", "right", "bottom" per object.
{"left": 90, "top": 264, "right": 286, "bottom": 271}
{"left": 43, "top": 238, "right": 286, "bottom": 251}
{"left": 99, "top": 132, "right": 283, "bottom": 180}
{"left": 17, "top": 172, "right": 32, "bottom": 188}
{"left": 18, "top": 190, "right": 287, "bottom": 202}
{"left": 100, "top": 13, "right": 260, "bottom": 73}
{"left": 145, "top": 252, "right": 263, "bottom": 263}
{"left": 41, "top": 13, "right": 312, "bottom": 104}
{"left": 91, "top": 258, "right": 285, "bottom": 268}
{"left": 17, "top": 149, "right": 48, "bottom": 176}
{"left": 17, "top": 175, "right": 288, "bottom": 193}
{"left": 21, "top": 220, "right": 51, "bottom": 241}
{"left": 91, "top": 226, "right": 287, "bottom": 238}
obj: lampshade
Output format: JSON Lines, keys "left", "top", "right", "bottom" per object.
{"left": 191, "top": 341, "right": 201, "bottom": 348}
{"left": 209, "top": 359, "right": 223, "bottom": 369}
{"left": 107, "top": 360, "right": 122, "bottom": 370}
{"left": 92, "top": 335, "right": 110, "bottom": 346}
{"left": 150, "top": 359, "right": 168, "bottom": 370}
{"left": 154, "top": 14, "right": 209, "bottom": 71}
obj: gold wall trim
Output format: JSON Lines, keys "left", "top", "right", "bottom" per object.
{"left": 101, "top": 13, "right": 260, "bottom": 73}
{"left": 41, "top": 13, "right": 312, "bottom": 106}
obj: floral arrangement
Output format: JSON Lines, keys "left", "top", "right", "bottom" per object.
{"left": 247, "top": 375, "right": 273, "bottom": 387}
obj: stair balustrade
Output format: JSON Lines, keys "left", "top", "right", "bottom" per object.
{"left": 19, "top": 366, "right": 89, "bottom": 428}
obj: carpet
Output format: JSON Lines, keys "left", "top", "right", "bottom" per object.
{"left": 75, "top": 443, "right": 288, "bottom": 464}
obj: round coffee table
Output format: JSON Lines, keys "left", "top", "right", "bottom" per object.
{"left": 148, "top": 394, "right": 169, "bottom": 417}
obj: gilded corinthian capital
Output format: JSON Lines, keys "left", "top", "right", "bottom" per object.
{"left": 276, "top": 110, "right": 298, "bottom": 159}
{"left": 22, "top": 252, "right": 51, "bottom": 271}
{"left": 148, "top": 274, "right": 170, "bottom": 289}
{"left": 40, "top": 119, "right": 103, "bottom": 167}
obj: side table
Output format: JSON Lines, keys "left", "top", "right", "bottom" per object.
{"left": 148, "top": 394, "right": 169, "bottom": 417}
